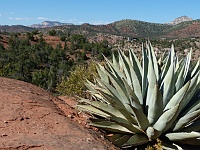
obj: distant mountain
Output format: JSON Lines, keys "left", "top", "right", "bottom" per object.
{"left": 167, "top": 16, "right": 193, "bottom": 25}
{"left": 40, "top": 19, "right": 171, "bottom": 38}
{"left": 1, "top": 17, "right": 200, "bottom": 39}
{"left": 110, "top": 19, "right": 170, "bottom": 37}
{"left": 44, "top": 18, "right": 200, "bottom": 39}
{"left": 31, "top": 21, "right": 73, "bottom": 28}
{"left": 0, "top": 25, "right": 34, "bottom": 32}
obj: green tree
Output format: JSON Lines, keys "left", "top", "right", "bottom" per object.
{"left": 48, "top": 29, "right": 57, "bottom": 36}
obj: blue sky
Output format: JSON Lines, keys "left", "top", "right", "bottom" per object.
{"left": 0, "top": 0, "right": 199, "bottom": 26}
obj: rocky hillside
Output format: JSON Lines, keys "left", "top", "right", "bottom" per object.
{"left": 0, "top": 25, "right": 34, "bottom": 32}
{"left": 162, "top": 21, "right": 200, "bottom": 38}
{"left": 1, "top": 16, "right": 200, "bottom": 39}
{"left": 167, "top": 16, "right": 193, "bottom": 25}
{"left": 0, "top": 77, "right": 119, "bottom": 150}
{"left": 42, "top": 17, "right": 200, "bottom": 39}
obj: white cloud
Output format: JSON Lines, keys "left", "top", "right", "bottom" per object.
{"left": 68, "top": 19, "right": 108, "bottom": 25}
{"left": 37, "top": 17, "right": 48, "bottom": 20}
{"left": 8, "top": 17, "right": 32, "bottom": 20}
{"left": 68, "top": 19, "right": 78, "bottom": 22}
{"left": 0, "top": 12, "right": 14, "bottom": 16}
{"left": 92, "top": 20, "right": 110, "bottom": 25}
{"left": 78, "top": 21, "right": 84, "bottom": 24}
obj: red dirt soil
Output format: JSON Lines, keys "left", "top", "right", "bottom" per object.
{"left": 0, "top": 77, "right": 119, "bottom": 150}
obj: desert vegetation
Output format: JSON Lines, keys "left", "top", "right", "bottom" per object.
{"left": 0, "top": 29, "right": 200, "bottom": 149}
{"left": 0, "top": 32, "right": 113, "bottom": 93}
{"left": 77, "top": 41, "right": 200, "bottom": 149}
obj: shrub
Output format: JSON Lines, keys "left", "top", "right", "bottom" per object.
{"left": 60, "top": 35, "right": 66, "bottom": 41}
{"left": 48, "top": 29, "right": 56, "bottom": 36}
{"left": 56, "top": 62, "right": 97, "bottom": 97}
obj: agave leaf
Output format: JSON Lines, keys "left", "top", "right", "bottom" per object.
{"left": 126, "top": 54, "right": 143, "bottom": 105}
{"left": 175, "top": 56, "right": 180, "bottom": 72}
{"left": 180, "top": 96, "right": 200, "bottom": 116}
{"left": 160, "top": 44, "right": 175, "bottom": 81}
{"left": 85, "top": 80, "right": 109, "bottom": 102}
{"left": 119, "top": 50, "right": 143, "bottom": 103}
{"left": 112, "top": 53, "right": 119, "bottom": 68}
{"left": 86, "top": 92, "right": 105, "bottom": 102}
{"left": 76, "top": 104, "right": 110, "bottom": 118}
{"left": 182, "top": 119, "right": 200, "bottom": 132}
{"left": 142, "top": 45, "right": 148, "bottom": 99}
{"left": 158, "top": 51, "right": 166, "bottom": 67}
{"left": 163, "top": 141, "right": 200, "bottom": 150}
{"left": 99, "top": 68, "right": 132, "bottom": 107}
{"left": 162, "top": 145, "right": 183, "bottom": 150}
{"left": 198, "top": 70, "right": 200, "bottom": 83}
{"left": 95, "top": 78, "right": 123, "bottom": 105}
{"left": 161, "top": 45, "right": 174, "bottom": 81}
{"left": 172, "top": 110, "right": 200, "bottom": 131}
{"left": 148, "top": 41, "right": 159, "bottom": 81}
{"left": 146, "top": 47, "right": 157, "bottom": 111}
{"left": 153, "top": 104, "right": 180, "bottom": 133}
{"left": 170, "top": 44, "right": 175, "bottom": 63}
{"left": 107, "top": 134, "right": 131, "bottom": 147}
{"left": 107, "top": 133, "right": 126, "bottom": 141}
{"left": 129, "top": 105, "right": 150, "bottom": 130}
{"left": 157, "top": 57, "right": 162, "bottom": 68}
{"left": 147, "top": 84, "right": 163, "bottom": 125}
{"left": 103, "top": 55, "right": 125, "bottom": 79}
{"left": 161, "top": 140, "right": 184, "bottom": 150}
{"left": 191, "top": 59, "right": 200, "bottom": 77}
{"left": 165, "top": 131, "right": 200, "bottom": 141}
{"left": 78, "top": 98, "right": 128, "bottom": 119}
{"left": 90, "top": 119, "right": 133, "bottom": 134}
{"left": 122, "top": 78, "right": 142, "bottom": 111}
{"left": 181, "top": 71, "right": 200, "bottom": 110}
{"left": 176, "top": 138, "right": 200, "bottom": 146}
{"left": 96, "top": 77, "right": 139, "bottom": 118}
{"left": 161, "top": 63, "right": 175, "bottom": 107}
{"left": 83, "top": 99, "right": 141, "bottom": 133}
{"left": 78, "top": 100, "right": 142, "bottom": 133}
{"left": 129, "top": 49, "right": 142, "bottom": 85}
{"left": 79, "top": 98, "right": 141, "bottom": 133}
{"left": 186, "top": 99, "right": 200, "bottom": 114}
{"left": 118, "top": 50, "right": 132, "bottom": 86}
{"left": 122, "top": 134, "right": 149, "bottom": 148}
{"left": 183, "top": 49, "right": 192, "bottom": 81}
{"left": 174, "top": 63, "right": 185, "bottom": 92}
{"left": 103, "top": 77, "right": 142, "bottom": 111}
{"left": 85, "top": 79, "right": 98, "bottom": 92}
{"left": 109, "top": 115, "right": 143, "bottom": 134}
{"left": 160, "top": 53, "right": 168, "bottom": 72}
{"left": 124, "top": 63, "right": 143, "bottom": 105}
{"left": 120, "top": 50, "right": 143, "bottom": 105}
{"left": 164, "top": 81, "right": 190, "bottom": 111}
{"left": 96, "top": 64, "right": 109, "bottom": 83}
{"left": 96, "top": 87, "right": 138, "bottom": 125}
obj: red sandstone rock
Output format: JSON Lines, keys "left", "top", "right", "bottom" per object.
{"left": 0, "top": 77, "right": 119, "bottom": 150}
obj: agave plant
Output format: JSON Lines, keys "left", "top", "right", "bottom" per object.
{"left": 77, "top": 41, "right": 200, "bottom": 149}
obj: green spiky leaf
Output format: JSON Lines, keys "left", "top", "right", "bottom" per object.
{"left": 77, "top": 41, "right": 200, "bottom": 149}
{"left": 165, "top": 131, "right": 200, "bottom": 141}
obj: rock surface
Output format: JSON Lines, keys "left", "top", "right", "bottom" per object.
{"left": 31, "top": 21, "right": 73, "bottom": 28}
{"left": 169, "top": 16, "right": 193, "bottom": 25}
{"left": 0, "top": 77, "right": 119, "bottom": 150}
